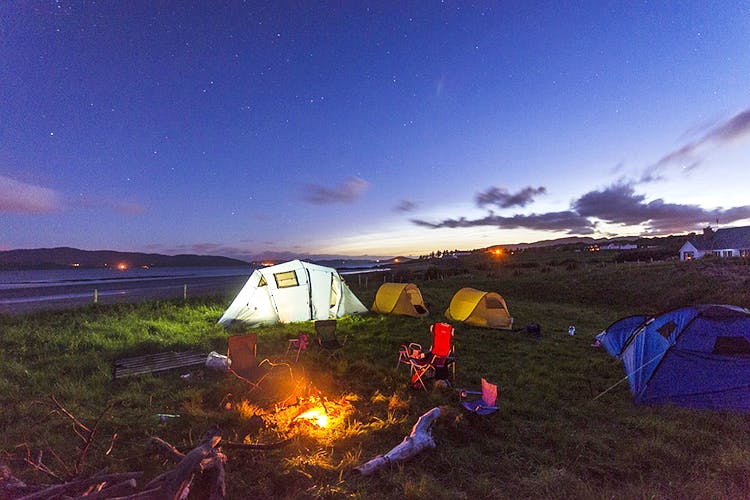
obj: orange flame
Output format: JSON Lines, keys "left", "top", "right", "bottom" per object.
{"left": 295, "top": 407, "right": 329, "bottom": 428}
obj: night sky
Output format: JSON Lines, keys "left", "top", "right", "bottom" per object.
{"left": 2, "top": 2, "right": 750, "bottom": 260}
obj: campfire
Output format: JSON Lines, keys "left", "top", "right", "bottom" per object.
{"left": 294, "top": 407, "right": 329, "bottom": 428}
{"left": 235, "top": 383, "right": 354, "bottom": 446}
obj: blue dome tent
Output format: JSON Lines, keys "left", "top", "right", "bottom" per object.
{"left": 602, "top": 305, "right": 750, "bottom": 410}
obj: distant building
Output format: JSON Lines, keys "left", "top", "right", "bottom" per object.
{"left": 602, "top": 243, "right": 638, "bottom": 251}
{"left": 679, "top": 226, "right": 750, "bottom": 261}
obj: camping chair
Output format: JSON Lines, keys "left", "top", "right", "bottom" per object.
{"left": 226, "top": 333, "right": 258, "bottom": 377}
{"left": 314, "top": 320, "right": 346, "bottom": 359}
{"left": 285, "top": 332, "right": 310, "bottom": 362}
{"left": 408, "top": 322, "right": 456, "bottom": 390}
{"left": 459, "top": 378, "right": 499, "bottom": 415}
{"left": 396, "top": 342, "right": 424, "bottom": 369}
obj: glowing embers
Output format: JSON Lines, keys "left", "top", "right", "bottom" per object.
{"left": 294, "top": 407, "right": 329, "bottom": 428}
{"left": 291, "top": 395, "right": 339, "bottom": 430}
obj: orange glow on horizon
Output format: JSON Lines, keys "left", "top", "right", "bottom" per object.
{"left": 117, "top": 263, "right": 128, "bottom": 270}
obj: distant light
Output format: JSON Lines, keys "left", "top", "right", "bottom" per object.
{"left": 71, "top": 263, "right": 80, "bottom": 267}
{"left": 394, "top": 258, "right": 399, "bottom": 263}
{"left": 117, "top": 263, "right": 128, "bottom": 270}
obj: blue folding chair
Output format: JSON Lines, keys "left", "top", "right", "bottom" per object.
{"left": 459, "top": 378, "right": 499, "bottom": 415}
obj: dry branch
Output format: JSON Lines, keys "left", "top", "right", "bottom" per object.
{"left": 148, "top": 437, "right": 185, "bottom": 462}
{"left": 354, "top": 406, "right": 442, "bottom": 476}
{"left": 7, "top": 423, "right": 292, "bottom": 499}
{"left": 17, "top": 471, "right": 142, "bottom": 500}
{"left": 69, "top": 478, "right": 138, "bottom": 499}
{"left": 136, "top": 426, "right": 226, "bottom": 500}
{"left": 221, "top": 437, "right": 294, "bottom": 450}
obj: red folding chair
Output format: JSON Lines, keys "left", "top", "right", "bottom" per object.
{"left": 408, "top": 322, "right": 456, "bottom": 390}
{"left": 286, "top": 332, "right": 310, "bottom": 362}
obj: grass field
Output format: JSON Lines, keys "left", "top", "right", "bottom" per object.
{"left": 2, "top": 257, "right": 750, "bottom": 498}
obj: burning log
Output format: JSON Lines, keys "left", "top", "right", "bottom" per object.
{"left": 354, "top": 406, "right": 442, "bottom": 476}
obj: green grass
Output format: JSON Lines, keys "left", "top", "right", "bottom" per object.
{"left": 2, "top": 259, "right": 750, "bottom": 498}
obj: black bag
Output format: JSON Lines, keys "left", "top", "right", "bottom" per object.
{"left": 520, "top": 322, "right": 542, "bottom": 340}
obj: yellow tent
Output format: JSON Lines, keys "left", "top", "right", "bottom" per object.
{"left": 445, "top": 287, "right": 513, "bottom": 329}
{"left": 371, "top": 283, "right": 429, "bottom": 317}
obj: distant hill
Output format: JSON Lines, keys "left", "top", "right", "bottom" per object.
{"left": 0, "top": 247, "right": 250, "bottom": 270}
{"left": 484, "top": 234, "right": 692, "bottom": 251}
{"left": 489, "top": 235, "right": 613, "bottom": 250}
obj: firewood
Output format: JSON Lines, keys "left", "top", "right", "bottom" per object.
{"left": 69, "top": 478, "right": 138, "bottom": 499}
{"left": 148, "top": 437, "right": 186, "bottom": 462}
{"left": 17, "top": 472, "right": 142, "bottom": 500}
{"left": 221, "top": 437, "right": 294, "bottom": 450}
{"left": 354, "top": 407, "right": 442, "bottom": 476}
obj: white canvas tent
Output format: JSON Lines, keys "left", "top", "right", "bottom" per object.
{"left": 218, "top": 259, "right": 367, "bottom": 327}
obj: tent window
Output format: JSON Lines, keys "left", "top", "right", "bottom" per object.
{"left": 274, "top": 271, "right": 299, "bottom": 288}
{"left": 258, "top": 275, "right": 267, "bottom": 287}
{"left": 713, "top": 336, "right": 750, "bottom": 355}
{"left": 657, "top": 321, "right": 677, "bottom": 339}
{"left": 485, "top": 297, "right": 503, "bottom": 309}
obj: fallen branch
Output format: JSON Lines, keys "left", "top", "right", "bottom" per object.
{"left": 69, "top": 478, "right": 138, "bottom": 499}
{"left": 17, "top": 471, "right": 142, "bottom": 500}
{"left": 16, "top": 444, "right": 64, "bottom": 483}
{"left": 148, "top": 437, "right": 185, "bottom": 462}
{"left": 222, "top": 437, "right": 294, "bottom": 450}
{"left": 1, "top": 460, "right": 46, "bottom": 498}
{"left": 141, "top": 425, "right": 226, "bottom": 500}
{"left": 75, "top": 401, "right": 115, "bottom": 474}
{"left": 354, "top": 406, "right": 442, "bottom": 476}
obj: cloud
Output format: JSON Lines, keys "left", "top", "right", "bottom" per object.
{"left": 476, "top": 186, "right": 547, "bottom": 209}
{"left": 0, "top": 175, "right": 64, "bottom": 213}
{"left": 303, "top": 176, "right": 369, "bottom": 205}
{"left": 573, "top": 182, "right": 750, "bottom": 233}
{"left": 412, "top": 181, "right": 750, "bottom": 236}
{"left": 648, "top": 107, "right": 750, "bottom": 176}
{"left": 0, "top": 174, "right": 145, "bottom": 216}
{"left": 412, "top": 211, "right": 595, "bottom": 234}
{"left": 394, "top": 200, "right": 417, "bottom": 213}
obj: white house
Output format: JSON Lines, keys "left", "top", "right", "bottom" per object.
{"left": 680, "top": 226, "right": 750, "bottom": 261}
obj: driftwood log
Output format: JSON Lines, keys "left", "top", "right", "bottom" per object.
{"left": 354, "top": 406, "right": 441, "bottom": 476}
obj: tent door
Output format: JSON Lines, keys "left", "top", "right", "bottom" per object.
{"left": 271, "top": 269, "right": 311, "bottom": 323}
{"left": 329, "top": 274, "right": 339, "bottom": 318}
